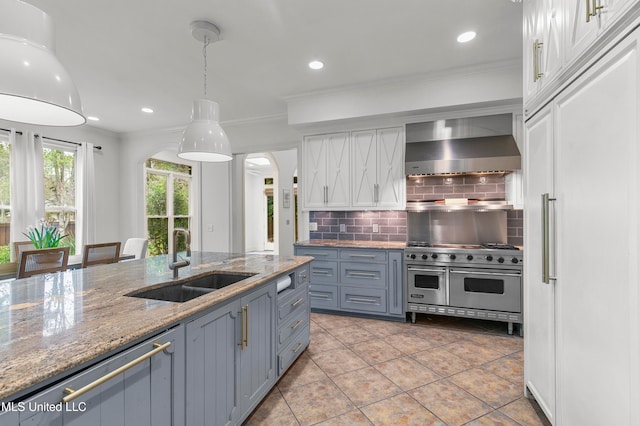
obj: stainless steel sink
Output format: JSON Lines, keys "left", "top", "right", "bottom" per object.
{"left": 126, "top": 272, "right": 257, "bottom": 303}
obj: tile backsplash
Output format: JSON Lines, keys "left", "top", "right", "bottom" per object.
{"left": 507, "top": 209, "right": 523, "bottom": 247}
{"left": 309, "top": 211, "right": 407, "bottom": 242}
{"left": 406, "top": 174, "right": 506, "bottom": 201}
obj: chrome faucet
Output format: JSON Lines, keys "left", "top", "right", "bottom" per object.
{"left": 169, "top": 228, "right": 191, "bottom": 279}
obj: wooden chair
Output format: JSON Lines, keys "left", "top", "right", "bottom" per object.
{"left": 81, "top": 242, "right": 122, "bottom": 268}
{"left": 122, "top": 238, "right": 148, "bottom": 259}
{"left": 17, "top": 247, "right": 70, "bottom": 279}
{"left": 13, "top": 241, "right": 36, "bottom": 260}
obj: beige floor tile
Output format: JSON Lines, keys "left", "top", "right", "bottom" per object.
{"left": 311, "top": 313, "right": 357, "bottom": 330}
{"left": 442, "top": 340, "right": 505, "bottom": 366}
{"left": 412, "top": 347, "right": 475, "bottom": 377}
{"left": 245, "top": 388, "right": 299, "bottom": 426}
{"left": 409, "top": 380, "right": 492, "bottom": 426}
{"left": 314, "top": 410, "right": 373, "bottom": 425}
{"left": 359, "top": 319, "right": 409, "bottom": 337}
{"left": 499, "top": 398, "right": 552, "bottom": 426}
{"left": 360, "top": 393, "right": 446, "bottom": 426}
{"left": 466, "top": 333, "right": 524, "bottom": 355}
{"left": 310, "top": 319, "right": 325, "bottom": 335}
{"left": 277, "top": 352, "right": 328, "bottom": 391}
{"left": 409, "top": 324, "right": 468, "bottom": 346}
{"left": 384, "top": 331, "right": 441, "bottom": 354}
{"left": 332, "top": 366, "right": 403, "bottom": 407}
{"left": 327, "top": 324, "right": 380, "bottom": 345}
{"left": 310, "top": 347, "right": 368, "bottom": 376}
{"left": 510, "top": 351, "right": 525, "bottom": 362}
{"left": 349, "top": 339, "right": 405, "bottom": 365}
{"left": 280, "top": 378, "right": 356, "bottom": 425}
{"left": 374, "top": 356, "right": 441, "bottom": 391}
{"left": 483, "top": 356, "right": 524, "bottom": 388}
{"left": 449, "top": 368, "right": 523, "bottom": 408}
{"left": 464, "top": 410, "right": 521, "bottom": 425}
{"left": 306, "top": 331, "right": 345, "bottom": 356}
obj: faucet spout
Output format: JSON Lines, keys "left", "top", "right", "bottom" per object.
{"left": 170, "top": 228, "right": 191, "bottom": 278}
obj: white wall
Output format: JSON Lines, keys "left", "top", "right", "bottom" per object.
{"left": 244, "top": 171, "right": 264, "bottom": 252}
{"left": 270, "top": 149, "right": 297, "bottom": 257}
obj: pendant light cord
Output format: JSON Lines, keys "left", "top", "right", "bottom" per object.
{"left": 202, "top": 37, "right": 210, "bottom": 98}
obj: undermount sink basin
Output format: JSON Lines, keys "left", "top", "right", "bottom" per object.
{"left": 126, "top": 272, "right": 257, "bottom": 303}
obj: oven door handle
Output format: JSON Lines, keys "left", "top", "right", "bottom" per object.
{"left": 407, "top": 267, "right": 446, "bottom": 274}
{"left": 450, "top": 269, "right": 522, "bottom": 278}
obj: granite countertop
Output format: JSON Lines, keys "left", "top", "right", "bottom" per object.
{"left": 0, "top": 252, "right": 312, "bottom": 401}
{"left": 295, "top": 239, "right": 407, "bottom": 250}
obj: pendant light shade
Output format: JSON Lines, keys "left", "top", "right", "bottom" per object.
{"left": 179, "top": 99, "right": 231, "bottom": 162}
{"left": 0, "top": 0, "right": 84, "bottom": 126}
{"left": 179, "top": 20, "right": 231, "bottom": 162}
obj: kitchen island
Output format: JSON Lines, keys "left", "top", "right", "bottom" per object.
{"left": 0, "top": 251, "right": 312, "bottom": 425}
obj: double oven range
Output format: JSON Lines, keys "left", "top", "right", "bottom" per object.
{"left": 405, "top": 241, "right": 523, "bottom": 334}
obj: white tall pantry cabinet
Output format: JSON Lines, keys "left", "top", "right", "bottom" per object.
{"left": 523, "top": 1, "right": 640, "bottom": 425}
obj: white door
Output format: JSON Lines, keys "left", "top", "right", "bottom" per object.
{"left": 524, "top": 103, "right": 556, "bottom": 424}
{"left": 554, "top": 28, "right": 639, "bottom": 425}
{"left": 302, "top": 134, "right": 327, "bottom": 209}
{"left": 325, "top": 133, "right": 350, "bottom": 208}
{"left": 351, "top": 129, "right": 377, "bottom": 207}
{"left": 376, "top": 127, "right": 405, "bottom": 208}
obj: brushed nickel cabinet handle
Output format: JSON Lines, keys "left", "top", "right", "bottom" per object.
{"left": 62, "top": 341, "right": 171, "bottom": 403}
{"left": 291, "top": 297, "right": 304, "bottom": 307}
{"left": 291, "top": 319, "right": 303, "bottom": 330}
{"left": 542, "top": 193, "right": 557, "bottom": 283}
{"left": 533, "top": 40, "right": 544, "bottom": 82}
{"left": 292, "top": 342, "right": 304, "bottom": 353}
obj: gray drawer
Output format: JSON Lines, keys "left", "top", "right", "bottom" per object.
{"left": 278, "top": 309, "right": 308, "bottom": 350}
{"left": 309, "top": 261, "right": 338, "bottom": 284}
{"left": 296, "top": 247, "right": 339, "bottom": 260}
{"left": 340, "top": 249, "right": 386, "bottom": 263}
{"left": 340, "top": 287, "right": 387, "bottom": 314}
{"left": 340, "top": 262, "right": 386, "bottom": 287}
{"left": 309, "top": 284, "right": 338, "bottom": 309}
{"left": 278, "top": 284, "right": 308, "bottom": 323}
{"left": 278, "top": 328, "right": 310, "bottom": 376}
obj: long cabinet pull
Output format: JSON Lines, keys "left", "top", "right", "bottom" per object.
{"left": 533, "top": 40, "right": 544, "bottom": 82}
{"left": 310, "top": 292, "right": 331, "bottom": 299}
{"left": 450, "top": 270, "right": 522, "bottom": 278}
{"left": 348, "top": 254, "right": 377, "bottom": 258}
{"left": 62, "top": 341, "right": 171, "bottom": 403}
{"left": 291, "top": 320, "right": 303, "bottom": 331}
{"left": 323, "top": 185, "right": 328, "bottom": 204}
{"left": 244, "top": 305, "right": 249, "bottom": 349}
{"left": 407, "top": 267, "right": 446, "bottom": 274}
{"left": 586, "top": 0, "right": 604, "bottom": 22}
{"left": 542, "top": 193, "right": 557, "bottom": 283}
{"left": 393, "top": 259, "right": 398, "bottom": 307}
{"left": 239, "top": 305, "right": 249, "bottom": 350}
{"left": 374, "top": 184, "right": 379, "bottom": 203}
{"left": 292, "top": 342, "right": 304, "bottom": 353}
{"left": 291, "top": 298, "right": 304, "bottom": 307}
{"left": 347, "top": 296, "right": 378, "bottom": 304}
{"left": 346, "top": 271, "right": 378, "bottom": 278}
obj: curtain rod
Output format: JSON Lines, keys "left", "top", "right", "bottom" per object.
{"left": 0, "top": 128, "right": 103, "bottom": 150}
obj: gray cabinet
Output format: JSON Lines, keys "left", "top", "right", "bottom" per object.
{"left": 276, "top": 266, "right": 310, "bottom": 376}
{"left": 19, "top": 327, "right": 185, "bottom": 426}
{"left": 295, "top": 245, "right": 404, "bottom": 320}
{"left": 185, "top": 281, "right": 277, "bottom": 426}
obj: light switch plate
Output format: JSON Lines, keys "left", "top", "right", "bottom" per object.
{"left": 373, "top": 224, "right": 379, "bottom": 233}
{"left": 339, "top": 224, "right": 346, "bottom": 233}
{"left": 309, "top": 222, "right": 318, "bottom": 231}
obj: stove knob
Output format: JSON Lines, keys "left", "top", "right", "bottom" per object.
{"left": 421, "top": 254, "right": 428, "bottom": 260}
{"left": 409, "top": 254, "right": 416, "bottom": 259}
{"left": 486, "top": 255, "right": 494, "bottom": 261}
{"left": 431, "top": 253, "right": 438, "bottom": 259}
{"left": 511, "top": 257, "right": 520, "bottom": 264}
{"left": 498, "top": 257, "right": 505, "bottom": 263}
{"left": 449, "top": 254, "right": 457, "bottom": 260}
{"left": 466, "top": 255, "right": 474, "bottom": 261}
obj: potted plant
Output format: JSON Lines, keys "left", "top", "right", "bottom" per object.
{"left": 23, "top": 219, "right": 67, "bottom": 263}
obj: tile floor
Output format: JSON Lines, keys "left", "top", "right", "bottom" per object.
{"left": 245, "top": 313, "right": 551, "bottom": 426}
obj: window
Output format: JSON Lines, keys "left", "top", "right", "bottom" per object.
{"left": 145, "top": 158, "right": 192, "bottom": 256}
{"left": 43, "top": 144, "right": 77, "bottom": 255}
{"left": 0, "top": 133, "right": 10, "bottom": 264}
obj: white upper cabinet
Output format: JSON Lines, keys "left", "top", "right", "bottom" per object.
{"left": 302, "top": 132, "right": 350, "bottom": 209}
{"left": 564, "top": 0, "right": 606, "bottom": 61}
{"left": 351, "top": 127, "right": 405, "bottom": 209}
{"left": 303, "top": 127, "right": 405, "bottom": 211}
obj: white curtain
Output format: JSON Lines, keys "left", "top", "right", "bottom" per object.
{"left": 9, "top": 130, "right": 44, "bottom": 261}
{"left": 76, "top": 142, "right": 96, "bottom": 250}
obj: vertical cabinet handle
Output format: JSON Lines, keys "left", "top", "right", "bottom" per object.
{"left": 533, "top": 40, "right": 544, "bottom": 82}
{"left": 586, "top": 0, "right": 604, "bottom": 22}
{"left": 240, "top": 305, "right": 249, "bottom": 350}
{"left": 323, "top": 185, "right": 328, "bottom": 204}
{"left": 542, "top": 193, "right": 557, "bottom": 284}
{"left": 374, "top": 184, "right": 379, "bottom": 203}
{"left": 393, "top": 259, "right": 398, "bottom": 307}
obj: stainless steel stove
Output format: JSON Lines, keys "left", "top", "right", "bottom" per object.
{"left": 404, "top": 241, "right": 523, "bottom": 334}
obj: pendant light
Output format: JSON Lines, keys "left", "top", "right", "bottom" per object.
{"left": 178, "top": 20, "right": 231, "bottom": 162}
{"left": 0, "top": 0, "right": 84, "bottom": 126}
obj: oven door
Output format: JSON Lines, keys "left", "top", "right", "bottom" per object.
{"left": 406, "top": 265, "right": 447, "bottom": 305}
{"left": 449, "top": 267, "right": 522, "bottom": 312}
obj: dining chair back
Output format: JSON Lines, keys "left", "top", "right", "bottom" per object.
{"left": 13, "top": 241, "right": 36, "bottom": 260}
{"left": 81, "top": 242, "right": 122, "bottom": 268}
{"left": 17, "top": 247, "right": 70, "bottom": 279}
{"left": 122, "top": 238, "right": 148, "bottom": 259}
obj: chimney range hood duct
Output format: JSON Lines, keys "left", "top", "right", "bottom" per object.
{"left": 405, "top": 114, "right": 521, "bottom": 175}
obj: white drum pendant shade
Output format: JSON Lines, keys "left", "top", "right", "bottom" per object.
{"left": 0, "top": 0, "right": 84, "bottom": 126}
{"left": 179, "top": 99, "right": 232, "bottom": 162}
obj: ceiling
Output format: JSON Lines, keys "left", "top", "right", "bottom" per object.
{"left": 25, "top": 0, "right": 523, "bottom": 135}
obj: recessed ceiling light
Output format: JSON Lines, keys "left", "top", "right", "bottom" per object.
{"left": 141, "top": 107, "right": 154, "bottom": 113}
{"left": 87, "top": 116, "right": 99, "bottom": 121}
{"left": 457, "top": 31, "right": 476, "bottom": 43}
{"left": 308, "top": 60, "right": 324, "bottom": 70}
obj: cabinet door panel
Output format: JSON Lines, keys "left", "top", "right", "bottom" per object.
{"left": 326, "top": 133, "right": 351, "bottom": 207}
{"left": 340, "top": 262, "right": 386, "bottom": 287}
{"left": 564, "top": 0, "right": 602, "bottom": 63}
{"left": 351, "top": 130, "right": 377, "bottom": 207}
{"left": 309, "top": 284, "right": 338, "bottom": 309}
{"left": 554, "top": 30, "right": 639, "bottom": 426}
{"left": 340, "top": 287, "right": 387, "bottom": 313}
{"left": 302, "top": 135, "right": 327, "bottom": 209}
{"left": 376, "top": 127, "right": 405, "bottom": 208}
{"left": 388, "top": 251, "right": 404, "bottom": 316}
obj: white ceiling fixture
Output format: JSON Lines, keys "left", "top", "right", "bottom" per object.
{"left": 178, "top": 20, "right": 231, "bottom": 163}
{"left": 0, "top": 0, "right": 84, "bottom": 126}
{"left": 141, "top": 107, "right": 154, "bottom": 113}
{"left": 457, "top": 31, "right": 476, "bottom": 43}
{"left": 87, "top": 116, "right": 100, "bottom": 121}
{"left": 308, "top": 60, "right": 324, "bottom": 70}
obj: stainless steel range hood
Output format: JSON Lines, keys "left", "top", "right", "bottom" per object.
{"left": 405, "top": 114, "right": 521, "bottom": 175}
